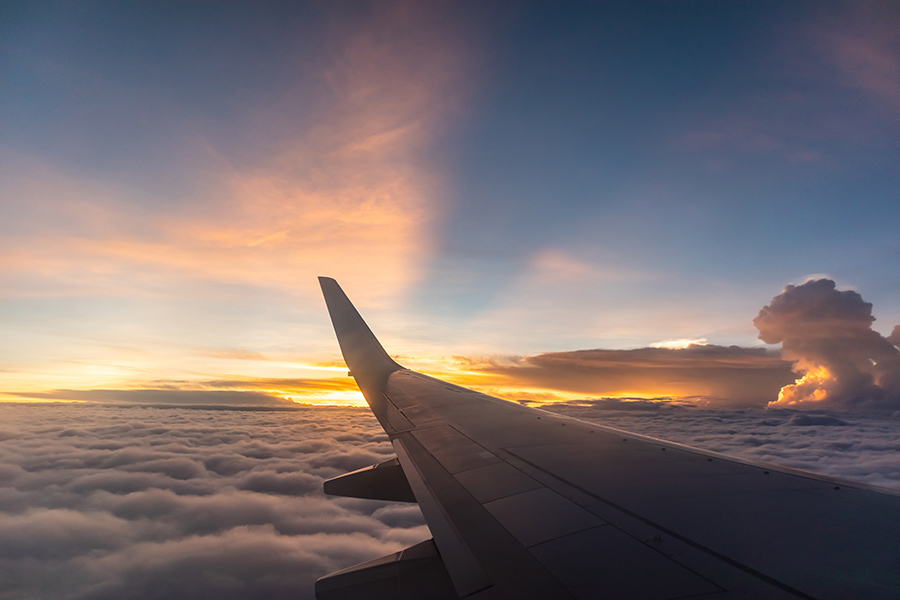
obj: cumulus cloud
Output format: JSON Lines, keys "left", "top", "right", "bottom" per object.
{"left": 0, "top": 403, "right": 426, "bottom": 600}
{"left": 462, "top": 345, "right": 795, "bottom": 407}
{"left": 754, "top": 279, "right": 900, "bottom": 410}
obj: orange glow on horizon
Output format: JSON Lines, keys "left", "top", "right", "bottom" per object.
{"left": 286, "top": 390, "right": 367, "bottom": 407}
{"left": 3, "top": 356, "right": 709, "bottom": 409}
{"left": 0, "top": 372, "right": 369, "bottom": 407}
{"left": 417, "top": 367, "right": 688, "bottom": 406}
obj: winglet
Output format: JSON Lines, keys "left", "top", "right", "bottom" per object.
{"left": 318, "top": 277, "right": 401, "bottom": 380}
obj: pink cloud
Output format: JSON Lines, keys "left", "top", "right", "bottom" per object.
{"left": 818, "top": 1, "right": 900, "bottom": 112}
{"left": 674, "top": 2, "right": 900, "bottom": 165}
{"left": 1, "top": 3, "right": 473, "bottom": 305}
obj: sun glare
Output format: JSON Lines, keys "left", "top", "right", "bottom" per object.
{"left": 650, "top": 338, "right": 709, "bottom": 349}
{"left": 279, "top": 363, "right": 350, "bottom": 373}
{"left": 288, "top": 390, "right": 367, "bottom": 407}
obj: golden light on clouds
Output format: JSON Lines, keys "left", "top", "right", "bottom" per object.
{"left": 769, "top": 365, "right": 832, "bottom": 407}
{"left": 396, "top": 355, "right": 728, "bottom": 408}
{"left": 0, "top": 374, "right": 368, "bottom": 407}
{"left": 445, "top": 346, "right": 796, "bottom": 408}
{"left": 650, "top": 339, "right": 710, "bottom": 349}
{"left": 213, "top": 375, "right": 368, "bottom": 407}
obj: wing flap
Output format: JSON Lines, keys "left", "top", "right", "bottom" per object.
{"left": 392, "top": 436, "right": 493, "bottom": 597}
{"left": 315, "top": 539, "right": 457, "bottom": 600}
{"left": 323, "top": 457, "right": 416, "bottom": 502}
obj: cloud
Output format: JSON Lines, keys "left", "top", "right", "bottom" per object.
{"left": 2, "top": 2, "right": 469, "bottom": 302}
{"left": 1, "top": 376, "right": 366, "bottom": 406}
{"left": 203, "top": 377, "right": 360, "bottom": 395}
{"left": 675, "top": 2, "right": 900, "bottom": 168}
{"left": 650, "top": 338, "right": 709, "bottom": 349}
{"left": 0, "top": 403, "right": 426, "bottom": 600}
{"left": 816, "top": 0, "right": 900, "bottom": 112}
{"left": 451, "top": 278, "right": 900, "bottom": 411}
{"left": 889, "top": 325, "right": 900, "bottom": 347}
{"left": 7, "top": 389, "right": 293, "bottom": 406}
{"left": 527, "top": 249, "right": 639, "bottom": 284}
{"left": 545, "top": 397, "right": 687, "bottom": 412}
{"left": 785, "top": 413, "right": 849, "bottom": 427}
{"left": 461, "top": 345, "right": 795, "bottom": 408}
{"left": 754, "top": 278, "right": 900, "bottom": 410}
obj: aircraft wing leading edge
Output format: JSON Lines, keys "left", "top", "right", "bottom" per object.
{"left": 316, "top": 277, "right": 900, "bottom": 600}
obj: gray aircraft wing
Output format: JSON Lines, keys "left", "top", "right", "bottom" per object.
{"left": 315, "top": 277, "right": 900, "bottom": 600}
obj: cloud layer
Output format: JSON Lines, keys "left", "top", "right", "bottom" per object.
{"left": 0, "top": 403, "right": 426, "bottom": 600}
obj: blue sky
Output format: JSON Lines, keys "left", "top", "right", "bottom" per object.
{"left": 2, "top": 1, "right": 899, "bottom": 405}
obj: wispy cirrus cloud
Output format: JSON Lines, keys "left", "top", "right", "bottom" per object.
{"left": 816, "top": 0, "right": 900, "bottom": 113}
{"left": 1, "top": 3, "right": 467, "bottom": 303}
{"left": 674, "top": 1, "right": 900, "bottom": 168}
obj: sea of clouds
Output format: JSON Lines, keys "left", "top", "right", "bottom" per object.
{"left": 0, "top": 403, "right": 427, "bottom": 600}
{"left": 2, "top": 400, "right": 899, "bottom": 599}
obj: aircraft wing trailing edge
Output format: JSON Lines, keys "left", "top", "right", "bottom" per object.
{"left": 315, "top": 277, "right": 900, "bottom": 600}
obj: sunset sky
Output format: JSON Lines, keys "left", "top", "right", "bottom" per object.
{"left": 3, "top": 1, "right": 900, "bottom": 407}
{"left": 4, "top": 5, "right": 900, "bottom": 599}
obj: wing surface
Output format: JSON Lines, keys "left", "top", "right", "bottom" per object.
{"left": 316, "top": 277, "right": 900, "bottom": 600}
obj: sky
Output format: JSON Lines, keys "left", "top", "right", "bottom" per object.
{"left": 3, "top": 4, "right": 900, "bottom": 596}
{"left": 3, "top": 0, "right": 900, "bottom": 409}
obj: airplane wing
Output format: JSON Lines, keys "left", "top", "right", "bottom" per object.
{"left": 315, "top": 277, "right": 900, "bottom": 600}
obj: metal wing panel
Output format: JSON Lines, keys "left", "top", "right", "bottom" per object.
{"left": 380, "top": 375, "right": 791, "bottom": 600}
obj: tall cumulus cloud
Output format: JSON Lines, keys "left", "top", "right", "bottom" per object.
{"left": 755, "top": 279, "right": 900, "bottom": 410}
